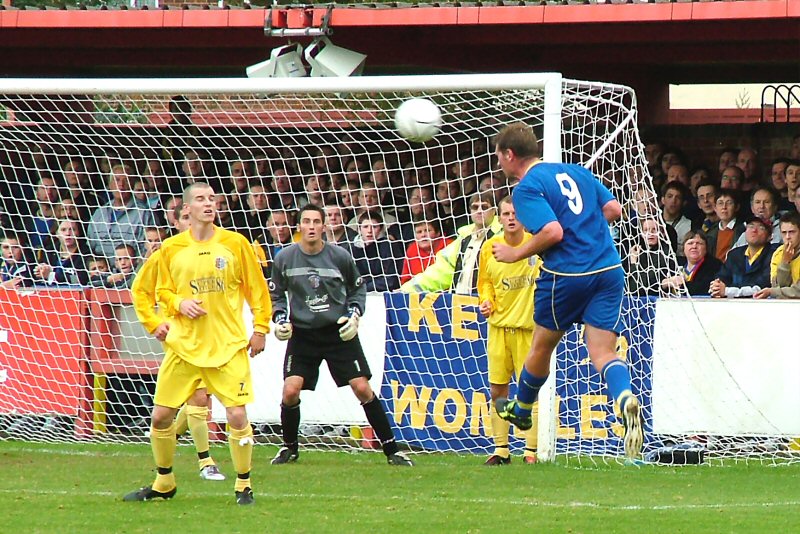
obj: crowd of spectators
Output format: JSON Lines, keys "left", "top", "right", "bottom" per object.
{"left": 1, "top": 98, "right": 798, "bottom": 300}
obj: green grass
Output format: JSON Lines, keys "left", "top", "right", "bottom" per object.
{"left": 1, "top": 441, "right": 800, "bottom": 533}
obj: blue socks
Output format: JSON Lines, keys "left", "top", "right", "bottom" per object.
{"left": 601, "top": 359, "right": 633, "bottom": 410}
{"left": 514, "top": 367, "right": 548, "bottom": 417}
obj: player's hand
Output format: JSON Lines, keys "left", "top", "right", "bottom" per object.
{"left": 753, "top": 287, "right": 772, "bottom": 299}
{"left": 492, "top": 242, "right": 520, "bottom": 264}
{"left": 273, "top": 312, "right": 293, "bottom": 341}
{"left": 479, "top": 300, "right": 493, "bottom": 318}
{"left": 179, "top": 299, "right": 207, "bottom": 319}
{"left": 248, "top": 332, "right": 266, "bottom": 358}
{"left": 152, "top": 322, "right": 170, "bottom": 341}
{"left": 337, "top": 307, "right": 361, "bottom": 341}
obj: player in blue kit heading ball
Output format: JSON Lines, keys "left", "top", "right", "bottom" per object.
{"left": 491, "top": 122, "right": 643, "bottom": 461}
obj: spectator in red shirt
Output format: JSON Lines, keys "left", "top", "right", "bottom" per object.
{"left": 400, "top": 220, "right": 451, "bottom": 284}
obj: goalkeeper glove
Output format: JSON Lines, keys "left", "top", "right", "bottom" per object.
{"left": 273, "top": 312, "right": 293, "bottom": 341}
{"left": 337, "top": 306, "right": 361, "bottom": 342}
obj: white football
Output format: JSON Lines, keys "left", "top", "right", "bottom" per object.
{"left": 394, "top": 98, "right": 442, "bottom": 143}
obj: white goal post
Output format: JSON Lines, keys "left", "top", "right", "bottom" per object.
{"left": 0, "top": 73, "right": 789, "bottom": 465}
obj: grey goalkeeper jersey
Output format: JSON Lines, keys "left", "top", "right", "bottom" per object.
{"left": 270, "top": 243, "right": 367, "bottom": 329}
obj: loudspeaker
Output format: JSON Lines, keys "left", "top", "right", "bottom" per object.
{"left": 304, "top": 37, "right": 366, "bottom": 78}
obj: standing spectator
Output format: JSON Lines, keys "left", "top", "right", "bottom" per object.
{"left": 436, "top": 179, "right": 469, "bottom": 238}
{"left": 268, "top": 168, "right": 299, "bottom": 212}
{"left": 786, "top": 159, "right": 800, "bottom": 211}
{"left": 27, "top": 175, "right": 59, "bottom": 250}
{"left": 269, "top": 204, "right": 413, "bottom": 468}
{"left": 737, "top": 147, "right": 760, "bottom": 193}
{"left": 86, "top": 164, "right": 155, "bottom": 259}
{"left": 755, "top": 212, "right": 800, "bottom": 299}
{"left": 62, "top": 158, "right": 100, "bottom": 221}
{"left": 692, "top": 180, "right": 720, "bottom": 234}
{"left": 718, "top": 148, "right": 739, "bottom": 178}
{"left": 660, "top": 182, "right": 692, "bottom": 253}
{"left": 401, "top": 191, "right": 502, "bottom": 295}
{"left": 348, "top": 211, "right": 404, "bottom": 292}
{"left": 266, "top": 210, "right": 297, "bottom": 262}
{"left": 297, "top": 174, "right": 326, "bottom": 210}
{"left": 769, "top": 158, "right": 792, "bottom": 211}
{"left": 706, "top": 189, "right": 745, "bottom": 261}
{"left": 477, "top": 196, "right": 541, "bottom": 465}
{"left": 91, "top": 243, "right": 138, "bottom": 289}
{"left": 347, "top": 182, "right": 397, "bottom": 233}
{"left": 32, "top": 219, "right": 90, "bottom": 286}
{"left": 661, "top": 230, "right": 722, "bottom": 296}
{"left": 399, "top": 220, "right": 451, "bottom": 284}
{"left": 394, "top": 185, "right": 438, "bottom": 244}
{"left": 161, "top": 95, "right": 200, "bottom": 178}
{"left": 624, "top": 216, "right": 678, "bottom": 297}
{"left": 243, "top": 184, "right": 270, "bottom": 240}
{"left": 709, "top": 216, "right": 775, "bottom": 298}
{"left": 720, "top": 165, "right": 745, "bottom": 191}
{"left": 143, "top": 226, "right": 169, "bottom": 261}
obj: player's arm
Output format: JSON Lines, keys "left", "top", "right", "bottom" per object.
{"left": 493, "top": 221, "right": 562, "bottom": 263}
{"left": 477, "top": 241, "right": 496, "bottom": 317}
{"left": 268, "top": 253, "right": 293, "bottom": 341}
{"left": 602, "top": 199, "right": 623, "bottom": 223}
{"left": 343, "top": 251, "right": 367, "bottom": 315}
{"left": 130, "top": 255, "right": 164, "bottom": 334}
{"left": 155, "top": 244, "right": 204, "bottom": 319}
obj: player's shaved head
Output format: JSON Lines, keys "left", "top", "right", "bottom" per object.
{"left": 183, "top": 181, "right": 214, "bottom": 204}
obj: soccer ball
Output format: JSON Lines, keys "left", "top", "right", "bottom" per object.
{"left": 394, "top": 98, "right": 442, "bottom": 143}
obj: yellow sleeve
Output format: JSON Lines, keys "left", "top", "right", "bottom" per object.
{"left": 477, "top": 239, "right": 495, "bottom": 307}
{"left": 156, "top": 241, "right": 184, "bottom": 318}
{"left": 131, "top": 253, "right": 163, "bottom": 334}
{"left": 239, "top": 236, "right": 272, "bottom": 335}
{"left": 770, "top": 246, "right": 781, "bottom": 285}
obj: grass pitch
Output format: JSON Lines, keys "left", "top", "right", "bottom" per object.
{"left": 1, "top": 441, "right": 799, "bottom": 533}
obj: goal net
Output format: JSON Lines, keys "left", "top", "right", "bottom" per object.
{"left": 0, "top": 74, "right": 791, "bottom": 465}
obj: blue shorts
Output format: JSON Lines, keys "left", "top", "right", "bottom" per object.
{"left": 533, "top": 266, "right": 623, "bottom": 333}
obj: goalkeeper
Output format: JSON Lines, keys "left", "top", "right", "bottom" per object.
{"left": 478, "top": 196, "right": 542, "bottom": 465}
{"left": 269, "top": 204, "right": 413, "bottom": 467}
{"left": 130, "top": 201, "right": 225, "bottom": 482}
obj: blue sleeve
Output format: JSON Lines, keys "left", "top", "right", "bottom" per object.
{"left": 512, "top": 179, "right": 557, "bottom": 234}
{"left": 591, "top": 174, "right": 615, "bottom": 207}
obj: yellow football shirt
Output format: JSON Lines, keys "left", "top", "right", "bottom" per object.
{"left": 157, "top": 226, "right": 272, "bottom": 368}
{"left": 477, "top": 233, "right": 541, "bottom": 329}
{"left": 131, "top": 249, "right": 163, "bottom": 334}
{"left": 769, "top": 245, "right": 800, "bottom": 285}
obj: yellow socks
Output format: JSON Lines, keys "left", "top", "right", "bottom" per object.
{"left": 150, "top": 423, "right": 177, "bottom": 492}
{"left": 228, "top": 424, "right": 254, "bottom": 492}
{"left": 174, "top": 405, "right": 189, "bottom": 436}
{"left": 491, "top": 410, "right": 511, "bottom": 458}
{"left": 185, "top": 405, "right": 213, "bottom": 469}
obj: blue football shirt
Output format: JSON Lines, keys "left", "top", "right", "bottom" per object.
{"left": 512, "top": 162, "right": 621, "bottom": 274}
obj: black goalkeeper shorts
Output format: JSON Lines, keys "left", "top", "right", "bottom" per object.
{"left": 284, "top": 324, "right": 371, "bottom": 390}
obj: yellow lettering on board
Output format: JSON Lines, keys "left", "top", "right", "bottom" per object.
{"left": 390, "top": 380, "right": 433, "bottom": 429}
{"left": 407, "top": 292, "right": 443, "bottom": 334}
{"left": 432, "top": 388, "right": 467, "bottom": 434}
{"left": 451, "top": 294, "right": 480, "bottom": 341}
{"left": 554, "top": 395, "right": 576, "bottom": 439}
{"left": 580, "top": 394, "right": 609, "bottom": 439}
{"left": 470, "top": 391, "right": 490, "bottom": 436}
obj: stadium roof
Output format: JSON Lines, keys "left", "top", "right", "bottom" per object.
{"left": 0, "top": 1, "right": 797, "bottom": 93}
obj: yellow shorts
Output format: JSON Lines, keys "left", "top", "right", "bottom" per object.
{"left": 153, "top": 348, "right": 253, "bottom": 409}
{"left": 487, "top": 325, "right": 533, "bottom": 385}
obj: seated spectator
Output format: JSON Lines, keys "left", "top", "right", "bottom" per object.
{"left": 620, "top": 187, "right": 678, "bottom": 257}
{"left": 57, "top": 198, "right": 82, "bottom": 222}
{"left": 91, "top": 243, "right": 138, "bottom": 288}
{"left": 709, "top": 216, "right": 775, "bottom": 298}
{"left": 706, "top": 189, "right": 745, "bottom": 261}
{"left": 732, "top": 187, "right": 782, "bottom": 247}
{"left": 478, "top": 173, "right": 507, "bottom": 206}
{"left": 661, "top": 230, "right": 722, "bottom": 296}
{"left": 0, "top": 232, "right": 34, "bottom": 289}
{"left": 214, "top": 193, "right": 235, "bottom": 229}
{"left": 298, "top": 174, "right": 326, "bottom": 210}
{"left": 87, "top": 256, "right": 109, "bottom": 280}
{"left": 692, "top": 180, "right": 720, "bottom": 234}
{"left": 720, "top": 165, "right": 745, "bottom": 191}
{"left": 266, "top": 210, "right": 296, "bottom": 263}
{"left": 162, "top": 195, "right": 182, "bottom": 233}
{"left": 27, "top": 175, "right": 59, "bottom": 251}
{"left": 395, "top": 185, "right": 438, "bottom": 244}
{"left": 323, "top": 204, "right": 358, "bottom": 246}
{"left": 436, "top": 179, "right": 469, "bottom": 237}
{"left": 401, "top": 191, "right": 502, "bottom": 295}
{"left": 624, "top": 216, "right": 678, "bottom": 297}
{"left": 32, "top": 219, "right": 90, "bottom": 286}
{"left": 348, "top": 211, "right": 404, "bottom": 292}
{"left": 660, "top": 182, "right": 692, "bottom": 253}
{"left": 689, "top": 165, "right": 712, "bottom": 197}
{"left": 755, "top": 212, "right": 800, "bottom": 299}
{"left": 86, "top": 164, "right": 155, "bottom": 259}
{"left": 400, "top": 220, "right": 451, "bottom": 285}
{"left": 243, "top": 184, "right": 270, "bottom": 240}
